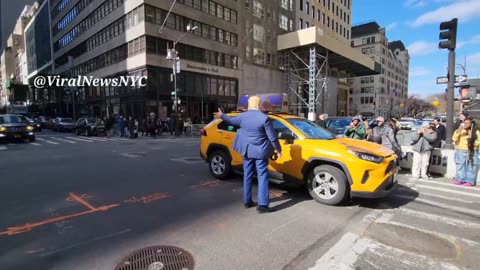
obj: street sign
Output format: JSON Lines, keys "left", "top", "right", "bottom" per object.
{"left": 436, "top": 75, "right": 468, "bottom": 84}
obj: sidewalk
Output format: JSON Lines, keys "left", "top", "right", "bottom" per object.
{"left": 398, "top": 169, "right": 479, "bottom": 189}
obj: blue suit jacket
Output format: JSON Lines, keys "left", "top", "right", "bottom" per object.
{"left": 221, "top": 110, "right": 281, "bottom": 160}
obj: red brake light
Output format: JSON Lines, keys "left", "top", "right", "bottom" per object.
{"left": 200, "top": 129, "right": 207, "bottom": 136}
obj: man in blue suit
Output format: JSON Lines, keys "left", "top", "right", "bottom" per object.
{"left": 215, "top": 96, "right": 282, "bottom": 213}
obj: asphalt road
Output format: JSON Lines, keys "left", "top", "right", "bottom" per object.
{"left": 0, "top": 131, "right": 479, "bottom": 270}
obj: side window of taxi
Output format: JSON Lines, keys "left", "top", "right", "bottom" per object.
{"left": 271, "top": 119, "right": 295, "bottom": 137}
{"left": 218, "top": 121, "right": 238, "bottom": 132}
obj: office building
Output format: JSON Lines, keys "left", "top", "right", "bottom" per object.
{"left": 349, "top": 22, "right": 409, "bottom": 118}
{"left": 0, "top": 4, "right": 37, "bottom": 110}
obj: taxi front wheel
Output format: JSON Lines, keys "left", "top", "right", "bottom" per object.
{"left": 209, "top": 150, "right": 232, "bottom": 180}
{"left": 307, "top": 165, "right": 348, "bottom": 206}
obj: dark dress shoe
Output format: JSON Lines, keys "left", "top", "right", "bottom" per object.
{"left": 244, "top": 201, "right": 256, "bottom": 208}
{"left": 256, "top": 206, "right": 274, "bottom": 213}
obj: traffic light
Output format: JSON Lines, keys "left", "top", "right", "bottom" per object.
{"left": 459, "top": 85, "right": 476, "bottom": 100}
{"left": 439, "top": 18, "right": 458, "bottom": 50}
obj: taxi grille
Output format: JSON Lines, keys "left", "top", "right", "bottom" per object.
{"left": 385, "top": 160, "right": 397, "bottom": 175}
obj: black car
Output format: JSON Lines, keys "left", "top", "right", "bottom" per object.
{"left": 38, "top": 116, "right": 51, "bottom": 128}
{"left": 325, "top": 117, "right": 352, "bottom": 135}
{"left": 26, "top": 117, "right": 42, "bottom": 132}
{"left": 75, "top": 118, "right": 105, "bottom": 136}
{"left": 0, "top": 114, "right": 35, "bottom": 142}
{"left": 53, "top": 117, "right": 77, "bottom": 132}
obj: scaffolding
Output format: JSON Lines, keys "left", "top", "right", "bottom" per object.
{"left": 277, "top": 27, "right": 381, "bottom": 121}
{"left": 280, "top": 46, "right": 330, "bottom": 120}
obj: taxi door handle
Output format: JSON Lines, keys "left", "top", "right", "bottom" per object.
{"left": 224, "top": 136, "right": 232, "bottom": 139}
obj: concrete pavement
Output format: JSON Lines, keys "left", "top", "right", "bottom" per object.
{"left": 0, "top": 131, "right": 479, "bottom": 270}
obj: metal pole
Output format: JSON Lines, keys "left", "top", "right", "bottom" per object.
{"left": 72, "top": 90, "right": 76, "bottom": 120}
{"left": 173, "top": 49, "right": 179, "bottom": 136}
{"left": 201, "top": 86, "right": 204, "bottom": 123}
{"left": 444, "top": 50, "right": 456, "bottom": 149}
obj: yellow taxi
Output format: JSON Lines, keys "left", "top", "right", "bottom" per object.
{"left": 200, "top": 112, "right": 398, "bottom": 205}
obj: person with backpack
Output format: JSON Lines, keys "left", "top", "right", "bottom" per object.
{"left": 344, "top": 117, "right": 366, "bottom": 140}
{"left": 411, "top": 123, "right": 437, "bottom": 179}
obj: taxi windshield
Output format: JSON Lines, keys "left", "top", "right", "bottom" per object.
{"left": 286, "top": 119, "right": 334, "bottom": 140}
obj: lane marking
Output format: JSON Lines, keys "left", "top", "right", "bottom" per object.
{"left": 36, "top": 138, "right": 59, "bottom": 145}
{"left": 414, "top": 184, "right": 480, "bottom": 198}
{"left": 190, "top": 180, "right": 222, "bottom": 188}
{"left": 0, "top": 146, "right": 7, "bottom": 151}
{"left": 406, "top": 178, "right": 480, "bottom": 191}
{"left": 66, "top": 137, "right": 93, "bottom": 142}
{"left": 51, "top": 138, "right": 77, "bottom": 144}
{"left": 393, "top": 194, "right": 480, "bottom": 217}
{"left": 29, "top": 142, "right": 41, "bottom": 146}
{"left": 84, "top": 137, "right": 108, "bottom": 142}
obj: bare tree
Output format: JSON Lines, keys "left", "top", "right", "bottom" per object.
{"left": 407, "top": 96, "right": 434, "bottom": 117}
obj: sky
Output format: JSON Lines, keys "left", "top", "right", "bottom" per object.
{"left": 352, "top": 0, "right": 480, "bottom": 99}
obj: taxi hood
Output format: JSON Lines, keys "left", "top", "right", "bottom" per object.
{"left": 336, "top": 138, "right": 394, "bottom": 157}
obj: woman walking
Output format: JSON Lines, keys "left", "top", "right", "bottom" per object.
{"left": 411, "top": 123, "right": 437, "bottom": 179}
{"left": 452, "top": 117, "right": 480, "bottom": 187}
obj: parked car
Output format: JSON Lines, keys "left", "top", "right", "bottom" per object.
{"left": 37, "top": 116, "right": 51, "bottom": 128}
{"left": 0, "top": 114, "right": 35, "bottom": 142}
{"left": 75, "top": 118, "right": 105, "bottom": 136}
{"left": 325, "top": 117, "right": 352, "bottom": 135}
{"left": 25, "top": 117, "right": 42, "bottom": 132}
{"left": 53, "top": 117, "right": 76, "bottom": 132}
{"left": 398, "top": 118, "right": 416, "bottom": 130}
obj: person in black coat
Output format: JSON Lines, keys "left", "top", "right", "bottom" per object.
{"left": 433, "top": 117, "right": 446, "bottom": 148}
{"left": 316, "top": 114, "right": 328, "bottom": 128}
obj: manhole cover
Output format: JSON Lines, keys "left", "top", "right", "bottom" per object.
{"left": 113, "top": 246, "right": 194, "bottom": 270}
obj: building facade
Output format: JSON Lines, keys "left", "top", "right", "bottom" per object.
{"left": 0, "top": 4, "right": 37, "bottom": 110}
{"left": 349, "top": 22, "right": 409, "bottom": 118}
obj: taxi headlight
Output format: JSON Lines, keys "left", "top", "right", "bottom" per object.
{"left": 26, "top": 126, "right": 34, "bottom": 131}
{"left": 348, "top": 150, "right": 384, "bottom": 164}
{"left": 0, "top": 126, "right": 5, "bottom": 132}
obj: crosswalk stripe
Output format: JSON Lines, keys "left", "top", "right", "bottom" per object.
{"left": 397, "top": 186, "right": 477, "bottom": 204}
{"left": 84, "top": 137, "right": 107, "bottom": 142}
{"left": 397, "top": 207, "right": 480, "bottom": 228}
{"left": 414, "top": 184, "right": 480, "bottom": 198}
{"left": 392, "top": 194, "right": 480, "bottom": 216}
{"left": 407, "top": 178, "right": 480, "bottom": 191}
{"left": 0, "top": 146, "right": 7, "bottom": 151}
{"left": 36, "top": 138, "right": 59, "bottom": 145}
{"left": 29, "top": 143, "right": 41, "bottom": 146}
{"left": 51, "top": 138, "right": 77, "bottom": 144}
{"left": 66, "top": 137, "right": 93, "bottom": 142}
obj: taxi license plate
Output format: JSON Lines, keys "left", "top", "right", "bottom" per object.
{"left": 14, "top": 134, "right": 21, "bottom": 138}
{"left": 393, "top": 172, "right": 398, "bottom": 184}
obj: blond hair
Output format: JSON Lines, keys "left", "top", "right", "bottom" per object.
{"left": 248, "top": 96, "right": 261, "bottom": 110}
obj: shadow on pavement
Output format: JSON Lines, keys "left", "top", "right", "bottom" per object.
{"left": 351, "top": 184, "right": 419, "bottom": 210}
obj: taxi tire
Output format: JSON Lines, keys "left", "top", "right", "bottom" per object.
{"left": 307, "top": 165, "right": 348, "bottom": 206}
{"left": 209, "top": 150, "right": 232, "bottom": 180}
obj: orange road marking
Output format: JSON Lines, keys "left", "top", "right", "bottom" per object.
{"left": 190, "top": 180, "right": 222, "bottom": 188}
{"left": 123, "top": 193, "right": 170, "bottom": 204}
{"left": 68, "top": 192, "right": 97, "bottom": 211}
{"left": 0, "top": 204, "right": 119, "bottom": 236}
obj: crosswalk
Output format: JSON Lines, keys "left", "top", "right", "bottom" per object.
{"left": 0, "top": 136, "right": 130, "bottom": 150}
{"left": 310, "top": 175, "right": 480, "bottom": 270}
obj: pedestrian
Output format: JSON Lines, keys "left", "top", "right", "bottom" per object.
{"left": 156, "top": 117, "right": 162, "bottom": 136}
{"left": 410, "top": 123, "right": 437, "bottom": 180}
{"left": 344, "top": 117, "right": 366, "bottom": 139}
{"left": 316, "top": 114, "right": 328, "bottom": 128}
{"left": 105, "top": 115, "right": 115, "bottom": 138}
{"left": 215, "top": 96, "right": 282, "bottom": 213}
{"left": 370, "top": 117, "right": 403, "bottom": 157}
{"left": 433, "top": 117, "right": 446, "bottom": 148}
{"left": 133, "top": 118, "right": 139, "bottom": 138}
{"left": 452, "top": 117, "right": 480, "bottom": 187}
{"left": 119, "top": 116, "right": 125, "bottom": 137}
{"left": 141, "top": 118, "right": 147, "bottom": 136}
{"left": 128, "top": 116, "right": 135, "bottom": 139}
{"left": 388, "top": 118, "right": 400, "bottom": 144}
{"left": 168, "top": 116, "right": 175, "bottom": 135}
{"left": 454, "top": 112, "right": 468, "bottom": 130}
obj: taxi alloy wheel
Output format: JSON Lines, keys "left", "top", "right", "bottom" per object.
{"left": 209, "top": 150, "right": 232, "bottom": 180}
{"left": 308, "top": 165, "right": 348, "bottom": 205}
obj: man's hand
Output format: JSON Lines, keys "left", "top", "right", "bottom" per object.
{"left": 276, "top": 152, "right": 282, "bottom": 160}
{"left": 214, "top": 108, "right": 223, "bottom": 119}
{"left": 417, "top": 129, "right": 423, "bottom": 134}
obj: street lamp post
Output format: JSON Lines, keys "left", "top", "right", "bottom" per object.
{"left": 167, "top": 24, "right": 198, "bottom": 136}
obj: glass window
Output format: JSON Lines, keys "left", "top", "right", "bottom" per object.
{"left": 287, "top": 119, "right": 334, "bottom": 139}
{"left": 271, "top": 120, "right": 291, "bottom": 134}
